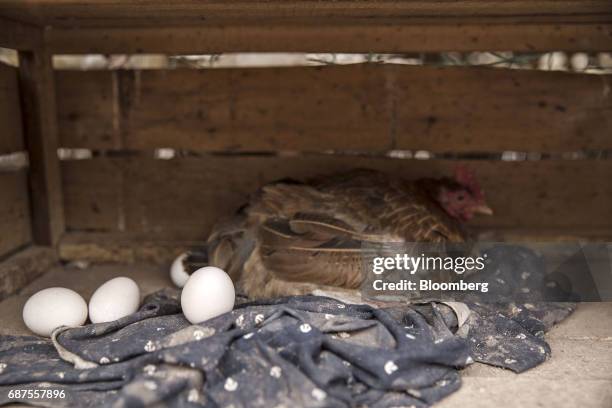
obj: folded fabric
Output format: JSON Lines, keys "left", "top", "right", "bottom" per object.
{"left": 0, "top": 288, "right": 573, "bottom": 408}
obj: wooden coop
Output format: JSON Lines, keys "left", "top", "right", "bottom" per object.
{"left": 0, "top": 1, "right": 611, "bottom": 407}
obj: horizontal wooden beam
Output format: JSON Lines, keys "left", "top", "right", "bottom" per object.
{"left": 2, "top": 1, "right": 612, "bottom": 26}
{"left": 59, "top": 232, "right": 203, "bottom": 264}
{"left": 57, "top": 227, "right": 612, "bottom": 265}
{"left": 46, "top": 22, "right": 612, "bottom": 54}
{"left": 61, "top": 156, "right": 612, "bottom": 239}
{"left": 56, "top": 65, "right": 612, "bottom": 152}
{"left": 0, "top": 17, "right": 42, "bottom": 50}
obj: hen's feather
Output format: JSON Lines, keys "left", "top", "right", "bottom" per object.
{"left": 187, "top": 169, "right": 470, "bottom": 298}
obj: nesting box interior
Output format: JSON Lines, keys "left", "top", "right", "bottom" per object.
{"left": 0, "top": 1, "right": 611, "bottom": 406}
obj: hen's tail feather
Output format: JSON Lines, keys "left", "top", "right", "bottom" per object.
{"left": 182, "top": 215, "right": 255, "bottom": 283}
{"left": 182, "top": 249, "right": 210, "bottom": 274}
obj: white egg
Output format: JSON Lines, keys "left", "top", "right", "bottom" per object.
{"left": 23, "top": 287, "right": 88, "bottom": 337}
{"left": 570, "top": 52, "right": 589, "bottom": 71}
{"left": 181, "top": 267, "right": 235, "bottom": 324}
{"left": 170, "top": 252, "right": 190, "bottom": 288}
{"left": 538, "top": 52, "right": 567, "bottom": 71}
{"left": 89, "top": 277, "right": 140, "bottom": 324}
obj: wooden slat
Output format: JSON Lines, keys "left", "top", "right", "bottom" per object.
{"left": 59, "top": 232, "right": 202, "bottom": 264}
{"left": 0, "top": 171, "right": 32, "bottom": 257}
{"left": 3, "top": 1, "right": 611, "bottom": 53}
{"left": 1, "top": 0, "right": 611, "bottom": 26}
{"left": 0, "top": 62, "right": 24, "bottom": 154}
{"left": 61, "top": 156, "right": 612, "bottom": 240}
{"left": 56, "top": 65, "right": 612, "bottom": 152}
{"left": 19, "top": 50, "right": 66, "bottom": 245}
{"left": 125, "top": 67, "right": 387, "bottom": 151}
{"left": 56, "top": 70, "right": 120, "bottom": 149}
{"left": 58, "top": 67, "right": 390, "bottom": 150}
{"left": 0, "top": 246, "right": 56, "bottom": 301}
{"left": 392, "top": 66, "right": 612, "bottom": 151}
{"left": 0, "top": 17, "right": 42, "bottom": 50}
{"left": 57, "top": 227, "right": 612, "bottom": 264}
{"left": 46, "top": 22, "right": 612, "bottom": 54}
{"left": 61, "top": 157, "right": 123, "bottom": 231}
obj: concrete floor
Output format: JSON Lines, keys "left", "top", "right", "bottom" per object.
{"left": 0, "top": 263, "right": 611, "bottom": 407}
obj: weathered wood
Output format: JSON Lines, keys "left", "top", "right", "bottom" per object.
{"left": 19, "top": 50, "right": 65, "bottom": 246}
{"left": 56, "top": 65, "right": 612, "bottom": 152}
{"left": 61, "top": 156, "right": 612, "bottom": 240}
{"left": 61, "top": 157, "right": 123, "bottom": 231}
{"left": 56, "top": 70, "right": 120, "bottom": 150}
{"left": 3, "top": 1, "right": 611, "bottom": 53}
{"left": 59, "top": 232, "right": 203, "bottom": 264}
{"left": 0, "top": 62, "right": 24, "bottom": 154}
{"left": 46, "top": 22, "right": 612, "bottom": 54}
{"left": 0, "top": 171, "right": 32, "bottom": 257}
{"left": 0, "top": 17, "right": 41, "bottom": 50}
{"left": 391, "top": 66, "right": 612, "bottom": 152}
{"left": 1, "top": 0, "right": 611, "bottom": 26}
{"left": 107, "top": 67, "right": 386, "bottom": 151}
{"left": 57, "top": 227, "right": 612, "bottom": 264}
{"left": 0, "top": 246, "right": 57, "bottom": 301}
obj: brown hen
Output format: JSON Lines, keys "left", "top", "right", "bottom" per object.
{"left": 185, "top": 168, "right": 493, "bottom": 299}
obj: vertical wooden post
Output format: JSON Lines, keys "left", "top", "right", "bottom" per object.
{"left": 18, "top": 49, "right": 65, "bottom": 246}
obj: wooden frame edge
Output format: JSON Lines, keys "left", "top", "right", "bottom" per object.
{"left": 0, "top": 17, "right": 42, "bottom": 51}
{"left": 18, "top": 49, "right": 66, "bottom": 246}
{"left": 46, "top": 22, "right": 612, "bottom": 54}
{"left": 0, "top": 246, "right": 57, "bottom": 301}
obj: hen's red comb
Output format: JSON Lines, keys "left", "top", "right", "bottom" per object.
{"left": 454, "top": 165, "right": 484, "bottom": 200}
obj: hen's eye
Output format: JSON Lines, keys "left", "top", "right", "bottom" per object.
{"left": 457, "top": 194, "right": 464, "bottom": 201}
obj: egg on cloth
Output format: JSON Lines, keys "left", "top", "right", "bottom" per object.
{"left": 89, "top": 277, "right": 141, "bottom": 324}
{"left": 170, "top": 252, "right": 190, "bottom": 288}
{"left": 23, "top": 287, "right": 88, "bottom": 337}
{"left": 181, "top": 266, "right": 235, "bottom": 324}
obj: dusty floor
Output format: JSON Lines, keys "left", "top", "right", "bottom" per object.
{"left": 0, "top": 263, "right": 611, "bottom": 407}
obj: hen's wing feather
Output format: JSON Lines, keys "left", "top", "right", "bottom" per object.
{"left": 259, "top": 217, "right": 375, "bottom": 288}
{"left": 195, "top": 170, "right": 468, "bottom": 298}
{"left": 252, "top": 172, "right": 465, "bottom": 289}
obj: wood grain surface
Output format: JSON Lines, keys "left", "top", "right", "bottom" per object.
{"left": 0, "top": 171, "right": 32, "bottom": 258}
{"left": 56, "top": 65, "right": 612, "bottom": 152}
{"left": 61, "top": 156, "right": 612, "bottom": 240}
{"left": 0, "top": 62, "right": 24, "bottom": 154}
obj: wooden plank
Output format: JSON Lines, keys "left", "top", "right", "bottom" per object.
{"left": 46, "top": 22, "right": 612, "bottom": 54}
{"left": 122, "top": 67, "right": 387, "bottom": 151}
{"left": 0, "top": 17, "right": 42, "bottom": 50}
{"left": 56, "top": 70, "right": 120, "bottom": 150}
{"left": 58, "top": 232, "right": 203, "bottom": 264}
{"left": 2, "top": 1, "right": 612, "bottom": 27}
{"left": 61, "top": 156, "right": 612, "bottom": 240}
{"left": 61, "top": 158, "right": 123, "bottom": 231}
{"left": 57, "top": 227, "right": 612, "bottom": 264}
{"left": 19, "top": 50, "right": 66, "bottom": 245}
{"left": 0, "top": 62, "right": 24, "bottom": 154}
{"left": 391, "top": 66, "right": 612, "bottom": 151}
{"left": 0, "top": 246, "right": 56, "bottom": 301}
{"left": 56, "top": 65, "right": 612, "bottom": 152}
{"left": 58, "top": 67, "right": 390, "bottom": 150}
{"left": 0, "top": 171, "right": 32, "bottom": 257}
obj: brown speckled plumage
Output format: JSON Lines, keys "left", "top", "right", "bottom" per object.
{"left": 188, "top": 169, "right": 474, "bottom": 299}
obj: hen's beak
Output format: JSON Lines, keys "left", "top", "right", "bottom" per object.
{"left": 473, "top": 204, "right": 494, "bottom": 216}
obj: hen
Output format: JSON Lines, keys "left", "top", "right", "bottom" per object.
{"left": 185, "top": 167, "right": 492, "bottom": 299}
